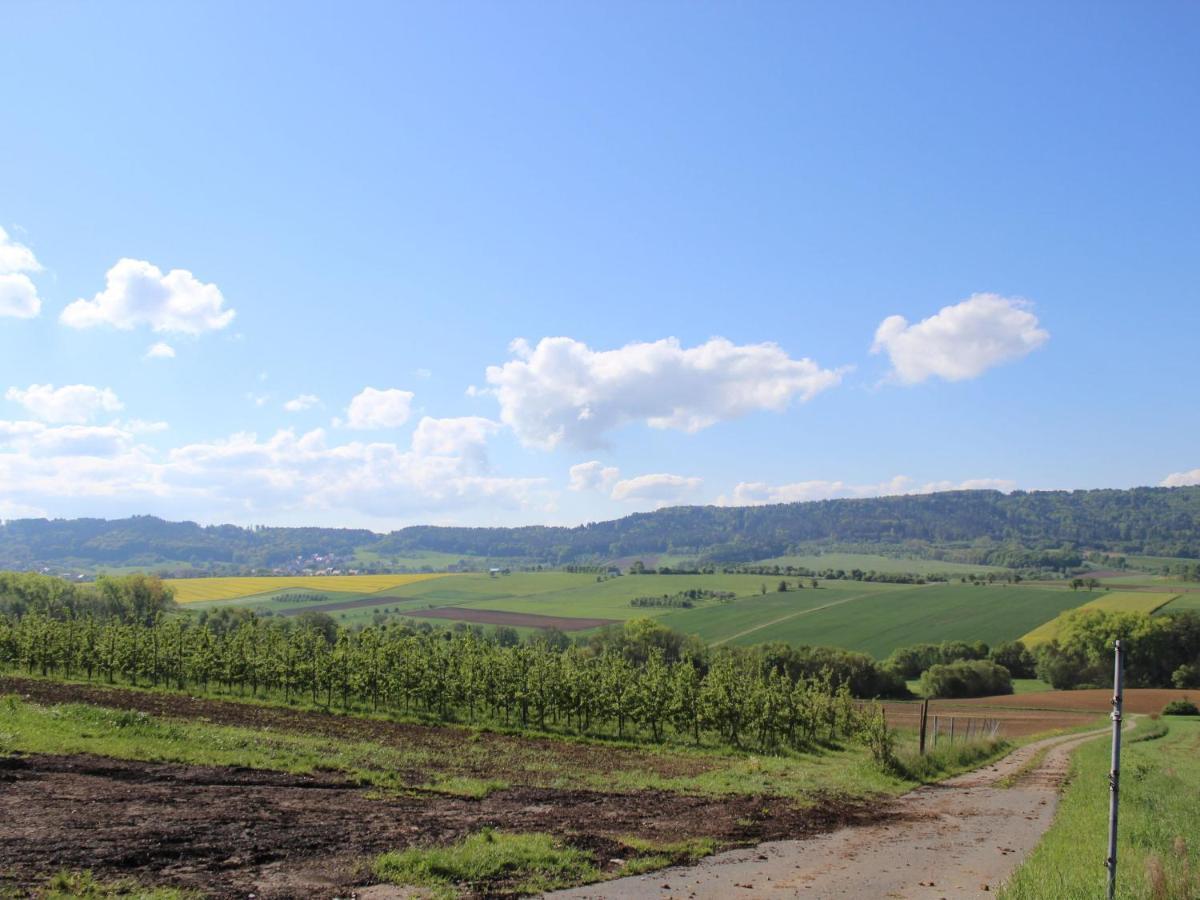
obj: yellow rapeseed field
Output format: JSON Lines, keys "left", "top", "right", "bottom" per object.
{"left": 166, "top": 573, "right": 449, "bottom": 603}
{"left": 1020, "top": 590, "right": 1179, "bottom": 646}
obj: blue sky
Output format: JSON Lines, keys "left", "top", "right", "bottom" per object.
{"left": 1, "top": 1, "right": 1198, "bottom": 529}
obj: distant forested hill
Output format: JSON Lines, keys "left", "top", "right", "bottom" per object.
{"left": 1, "top": 486, "right": 1198, "bottom": 572}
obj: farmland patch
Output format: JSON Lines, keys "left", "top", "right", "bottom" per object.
{"left": 1020, "top": 590, "right": 1178, "bottom": 645}
{"left": 166, "top": 573, "right": 449, "bottom": 603}
{"left": 406, "top": 606, "right": 619, "bottom": 631}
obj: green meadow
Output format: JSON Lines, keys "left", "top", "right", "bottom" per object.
{"left": 184, "top": 573, "right": 1114, "bottom": 658}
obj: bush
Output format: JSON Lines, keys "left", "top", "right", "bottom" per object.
{"left": 919, "top": 659, "right": 1013, "bottom": 698}
{"left": 1161, "top": 698, "right": 1199, "bottom": 716}
{"left": 988, "top": 640, "right": 1036, "bottom": 678}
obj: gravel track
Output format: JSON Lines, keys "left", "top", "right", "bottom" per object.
{"left": 546, "top": 726, "right": 1115, "bottom": 899}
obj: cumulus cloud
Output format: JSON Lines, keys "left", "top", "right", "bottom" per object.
{"left": 0, "top": 227, "right": 43, "bottom": 319}
{"left": 145, "top": 342, "right": 176, "bottom": 360}
{"left": 719, "top": 475, "right": 1016, "bottom": 506}
{"left": 283, "top": 394, "right": 321, "bottom": 413}
{"left": 0, "top": 413, "right": 545, "bottom": 525}
{"left": 569, "top": 460, "right": 621, "bottom": 492}
{"left": 0, "top": 275, "right": 41, "bottom": 319}
{"left": 0, "top": 226, "right": 42, "bottom": 276}
{"left": 411, "top": 416, "right": 500, "bottom": 462}
{"left": 343, "top": 387, "right": 414, "bottom": 430}
{"left": 5, "top": 384, "right": 123, "bottom": 424}
{"left": 611, "top": 472, "right": 703, "bottom": 506}
{"left": 871, "top": 293, "right": 1048, "bottom": 384}
{"left": 484, "top": 336, "right": 846, "bottom": 449}
{"left": 1162, "top": 469, "right": 1200, "bottom": 488}
{"left": 60, "top": 258, "right": 235, "bottom": 334}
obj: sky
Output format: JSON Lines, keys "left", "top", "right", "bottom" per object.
{"left": 1, "top": 1, "right": 1198, "bottom": 530}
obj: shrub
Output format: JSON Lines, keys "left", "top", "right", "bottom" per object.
{"left": 1161, "top": 698, "right": 1199, "bottom": 716}
{"left": 919, "top": 659, "right": 1013, "bottom": 698}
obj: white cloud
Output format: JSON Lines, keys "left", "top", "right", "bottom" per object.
{"left": 718, "top": 475, "right": 1016, "bottom": 506}
{"left": 60, "top": 258, "right": 235, "bottom": 334}
{"left": 5, "top": 384, "right": 123, "bottom": 424}
{"left": 145, "top": 341, "right": 176, "bottom": 360}
{"left": 0, "top": 227, "right": 43, "bottom": 319}
{"left": 0, "top": 226, "right": 42, "bottom": 276}
{"left": 414, "top": 368, "right": 433, "bottom": 379}
{"left": 484, "top": 336, "right": 846, "bottom": 449}
{"left": 0, "top": 411, "right": 546, "bottom": 525}
{"left": 871, "top": 293, "right": 1048, "bottom": 384}
{"left": 1162, "top": 469, "right": 1200, "bottom": 488}
{"left": 344, "top": 387, "right": 414, "bottom": 430}
{"left": 283, "top": 394, "right": 321, "bottom": 413}
{"left": 411, "top": 416, "right": 500, "bottom": 464}
{"left": 569, "top": 460, "right": 620, "bottom": 492}
{"left": 0, "top": 274, "right": 41, "bottom": 319}
{"left": 611, "top": 472, "right": 703, "bottom": 505}
{"left": 246, "top": 392, "right": 271, "bottom": 408}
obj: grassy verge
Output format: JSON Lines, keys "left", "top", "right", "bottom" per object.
{"left": 1000, "top": 717, "right": 1200, "bottom": 898}
{"left": 373, "top": 830, "right": 596, "bottom": 898}
{"left": 0, "top": 870, "right": 196, "bottom": 899}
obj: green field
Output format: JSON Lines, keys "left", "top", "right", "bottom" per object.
{"left": 661, "top": 584, "right": 1088, "bottom": 658}
{"left": 1156, "top": 592, "right": 1200, "bottom": 613}
{"left": 748, "top": 552, "right": 1006, "bottom": 575}
{"left": 184, "top": 572, "right": 1105, "bottom": 657}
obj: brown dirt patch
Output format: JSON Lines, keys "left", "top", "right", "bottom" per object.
{"left": 947, "top": 688, "right": 1200, "bottom": 715}
{"left": 0, "top": 752, "right": 893, "bottom": 899}
{"left": 406, "top": 606, "right": 619, "bottom": 631}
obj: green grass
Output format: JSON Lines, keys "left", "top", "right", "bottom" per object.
{"left": 751, "top": 552, "right": 1008, "bottom": 575}
{"left": 1156, "top": 593, "right": 1200, "bottom": 614}
{"left": 1012, "top": 678, "right": 1053, "bottom": 694}
{"left": 664, "top": 584, "right": 1085, "bottom": 658}
{"left": 0, "top": 870, "right": 197, "bottom": 899}
{"left": 659, "top": 583, "right": 891, "bottom": 646}
{"left": 1000, "top": 718, "right": 1200, "bottom": 899}
{"left": 373, "top": 830, "right": 597, "bottom": 898}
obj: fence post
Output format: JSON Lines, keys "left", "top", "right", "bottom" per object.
{"left": 949, "top": 718, "right": 955, "bottom": 744}
{"left": 918, "top": 698, "right": 930, "bottom": 755}
{"left": 1106, "top": 640, "right": 1124, "bottom": 900}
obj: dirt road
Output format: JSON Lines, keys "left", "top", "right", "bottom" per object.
{"left": 547, "top": 727, "right": 1111, "bottom": 899}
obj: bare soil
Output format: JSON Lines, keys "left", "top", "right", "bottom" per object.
{"left": 406, "top": 607, "right": 619, "bottom": 631}
{"left": 948, "top": 687, "right": 1199, "bottom": 715}
{"left": 0, "top": 678, "right": 898, "bottom": 898}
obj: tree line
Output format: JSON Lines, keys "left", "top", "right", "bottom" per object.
{"left": 5, "top": 486, "right": 1200, "bottom": 571}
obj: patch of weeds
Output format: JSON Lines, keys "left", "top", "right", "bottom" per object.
{"left": 419, "top": 774, "right": 510, "bottom": 799}
{"left": 894, "top": 739, "right": 1008, "bottom": 783}
{"left": 373, "top": 829, "right": 598, "bottom": 897}
{"left": 13, "top": 870, "right": 197, "bottom": 899}
{"left": 997, "top": 744, "right": 1052, "bottom": 788}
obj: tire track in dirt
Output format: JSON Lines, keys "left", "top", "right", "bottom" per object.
{"left": 708, "top": 589, "right": 885, "bottom": 647}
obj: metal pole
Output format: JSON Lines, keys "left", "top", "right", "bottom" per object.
{"left": 1106, "top": 639, "right": 1124, "bottom": 900}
